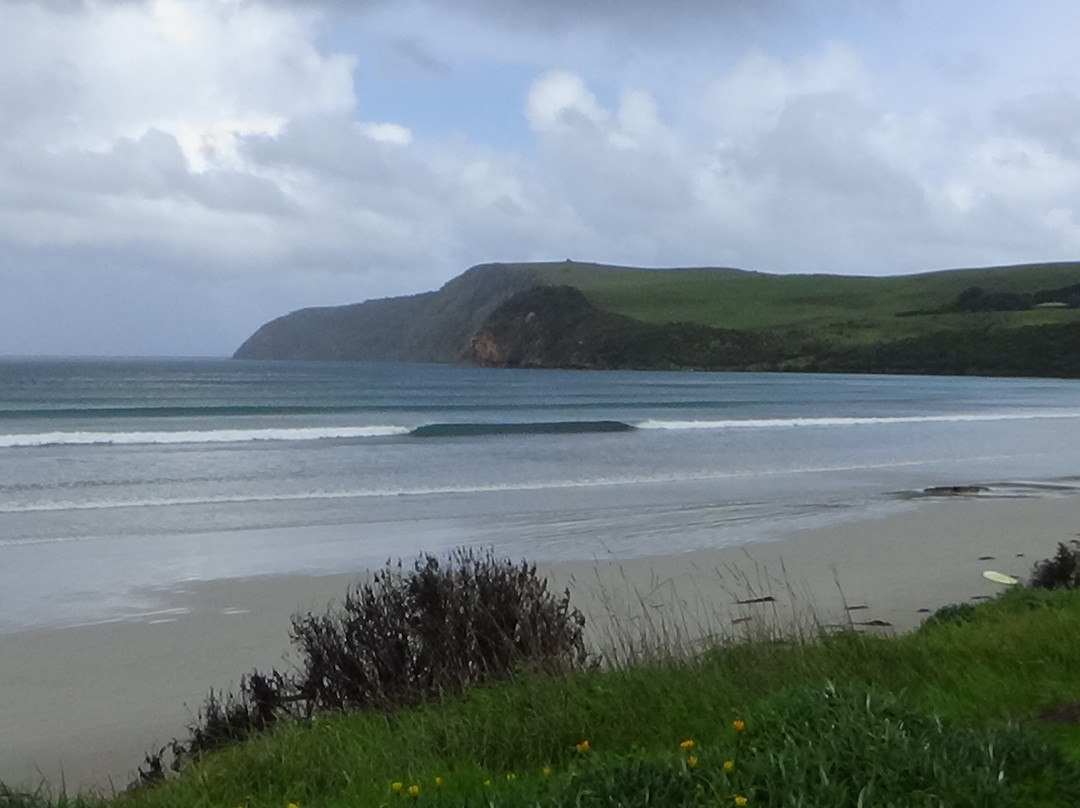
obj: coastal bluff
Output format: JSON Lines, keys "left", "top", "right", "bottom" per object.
{"left": 234, "top": 260, "right": 1080, "bottom": 376}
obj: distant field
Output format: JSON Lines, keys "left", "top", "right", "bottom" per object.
{"left": 533, "top": 261, "right": 1080, "bottom": 347}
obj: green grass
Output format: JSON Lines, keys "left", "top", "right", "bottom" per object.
{"left": 530, "top": 260, "right": 1080, "bottom": 346}
{"left": 41, "top": 586, "right": 1073, "bottom": 808}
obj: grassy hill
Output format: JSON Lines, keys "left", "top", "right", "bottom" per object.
{"left": 234, "top": 260, "right": 1080, "bottom": 377}
{"left": 534, "top": 261, "right": 1080, "bottom": 346}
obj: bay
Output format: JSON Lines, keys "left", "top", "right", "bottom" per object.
{"left": 2, "top": 357, "right": 1080, "bottom": 632}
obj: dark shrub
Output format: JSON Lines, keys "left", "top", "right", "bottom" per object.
{"left": 138, "top": 548, "right": 587, "bottom": 784}
{"left": 1030, "top": 541, "right": 1080, "bottom": 590}
{"left": 953, "top": 286, "right": 1032, "bottom": 312}
{"left": 918, "top": 601, "right": 978, "bottom": 630}
{"left": 290, "top": 548, "right": 588, "bottom": 713}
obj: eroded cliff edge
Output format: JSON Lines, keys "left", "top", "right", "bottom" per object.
{"left": 234, "top": 263, "right": 541, "bottom": 363}
{"left": 234, "top": 260, "right": 1080, "bottom": 377}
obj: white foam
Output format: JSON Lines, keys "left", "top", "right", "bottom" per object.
{"left": 0, "top": 453, "right": 1008, "bottom": 522}
{"left": 0, "top": 425, "right": 410, "bottom": 448}
{"left": 636, "top": 411, "right": 1080, "bottom": 431}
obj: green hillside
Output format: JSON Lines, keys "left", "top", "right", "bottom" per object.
{"left": 235, "top": 259, "right": 1080, "bottom": 377}
{"left": 534, "top": 261, "right": 1080, "bottom": 346}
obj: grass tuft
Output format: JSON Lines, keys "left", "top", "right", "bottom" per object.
{"left": 14, "top": 549, "right": 1080, "bottom": 807}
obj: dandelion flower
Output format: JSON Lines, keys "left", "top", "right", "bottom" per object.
{"left": 575, "top": 740, "right": 590, "bottom": 752}
{"left": 391, "top": 782, "right": 404, "bottom": 793}
{"left": 723, "top": 760, "right": 735, "bottom": 772}
{"left": 687, "top": 755, "right": 698, "bottom": 769}
{"left": 734, "top": 796, "right": 748, "bottom": 806}
{"left": 434, "top": 776, "right": 443, "bottom": 787}
{"left": 732, "top": 719, "right": 746, "bottom": 733}
{"left": 679, "top": 739, "right": 696, "bottom": 749}
{"left": 287, "top": 803, "right": 300, "bottom": 808}
{"left": 407, "top": 785, "right": 420, "bottom": 797}
{"left": 542, "top": 766, "right": 551, "bottom": 778}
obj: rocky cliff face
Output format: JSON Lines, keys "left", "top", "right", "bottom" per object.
{"left": 469, "top": 331, "right": 505, "bottom": 366}
{"left": 233, "top": 263, "right": 541, "bottom": 362}
{"left": 234, "top": 260, "right": 1080, "bottom": 377}
{"left": 467, "top": 285, "right": 786, "bottom": 370}
{"left": 233, "top": 294, "right": 434, "bottom": 361}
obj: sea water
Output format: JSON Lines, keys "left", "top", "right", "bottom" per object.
{"left": 3, "top": 357, "right": 1080, "bottom": 632}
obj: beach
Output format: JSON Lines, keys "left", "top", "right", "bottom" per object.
{"left": 4, "top": 361, "right": 1080, "bottom": 793}
{"left": 1, "top": 490, "right": 1072, "bottom": 794}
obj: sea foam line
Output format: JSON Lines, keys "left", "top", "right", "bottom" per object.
{"left": 0, "top": 452, "right": 1016, "bottom": 519}
{"left": 0, "top": 425, "right": 410, "bottom": 448}
{"left": 4, "top": 411, "right": 1077, "bottom": 448}
{"left": 636, "top": 412, "right": 1080, "bottom": 430}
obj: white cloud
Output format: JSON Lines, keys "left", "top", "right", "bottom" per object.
{"left": 0, "top": 1, "right": 356, "bottom": 153}
{"left": 526, "top": 71, "right": 608, "bottom": 133}
{"left": 5, "top": 0, "right": 1080, "bottom": 355}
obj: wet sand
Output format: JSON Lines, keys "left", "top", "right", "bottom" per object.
{"left": 1, "top": 492, "right": 1073, "bottom": 793}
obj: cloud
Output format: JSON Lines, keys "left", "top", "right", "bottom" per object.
{"left": 998, "top": 90, "right": 1080, "bottom": 160}
{"left": 409, "top": 0, "right": 801, "bottom": 39}
{"left": 4, "top": 0, "right": 1080, "bottom": 355}
{"left": 526, "top": 71, "right": 608, "bottom": 133}
{"left": 0, "top": 0, "right": 356, "bottom": 151}
{"left": 379, "top": 36, "right": 451, "bottom": 78}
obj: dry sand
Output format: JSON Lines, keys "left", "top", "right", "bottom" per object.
{"left": 2, "top": 492, "right": 1076, "bottom": 794}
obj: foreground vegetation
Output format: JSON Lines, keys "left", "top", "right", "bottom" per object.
{"left": 9, "top": 550, "right": 1080, "bottom": 808}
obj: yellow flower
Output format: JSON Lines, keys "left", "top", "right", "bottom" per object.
{"left": 407, "top": 785, "right": 420, "bottom": 797}
{"left": 732, "top": 719, "right": 746, "bottom": 733}
{"left": 723, "top": 760, "right": 735, "bottom": 772}
{"left": 575, "top": 739, "right": 590, "bottom": 752}
{"left": 434, "top": 776, "right": 444, "bottom": 787}
{"left": 679, "top": 739, "right": 696, "bottom": 749}
{"left": 287, "top": 803, "right": 299, "bottom": 808}
{"left": 734, "top": 796, "right": 748, "bottom": 806}
{"left": 391, "top": 782, "right": 404, "bottom": 793}
{"left": 687, "top": 755, "right": 698, "bottom": 769}
{"left": 542, "top": 766, "right": 551, "bottom": 778}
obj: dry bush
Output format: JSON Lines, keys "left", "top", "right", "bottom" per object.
{"left": 138, "top": 548, "right": 587, "bottom": 785}
{"left": 1030, "top": 541, "right": 1080, "bottom": 590}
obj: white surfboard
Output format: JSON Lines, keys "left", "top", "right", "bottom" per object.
{"left": 982, "top": 570, "right": 1019, "bottom": 585}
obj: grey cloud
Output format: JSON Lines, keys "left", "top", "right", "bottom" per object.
{"left": 931, "top": 50, "right": 991, "bottom": 84}
{"left": 277, "top": 0, "right": 809, "bottom": 45}
{"left": 310, "top": 0, "right": 794, "bottom": 26}
{"left": 380, "top": 37, "right": 451, "bottom": 78}
{"left": 999, "top": 90, "right": 1080, "bottom": 160}
{"left": 7, "top": 129, "right": 294, "bottom": 215}
{"left": 185, "top": 170, "right": 296, "bottom": 216}
{"left": 762, "top": 93, "right": 901, "bottom": 197}
{"left": 241, "top": 116, "right": 393, "bottom": 180}
{"left": 0, "top": 58, "right": 81, "bottom": 138}
{"left": 4, "top": 129, "right": 186, "bottom": 204}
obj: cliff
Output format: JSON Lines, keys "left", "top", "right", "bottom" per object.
{"left": 234, "top": 260, "right": 1080, "bottom": 377}
{"left": 467, "top": 286, "right": 788, "bottom": 370}
{"left": 234, "top": 263, "right": 541, "bottom": 362}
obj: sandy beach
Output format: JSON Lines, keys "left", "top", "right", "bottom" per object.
{"left": 2, "top": 491, "right": 1076, "bottom": 794}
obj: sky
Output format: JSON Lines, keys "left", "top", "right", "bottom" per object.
{"left": 4, "top": 1, "right": 1080, "bottom": 356}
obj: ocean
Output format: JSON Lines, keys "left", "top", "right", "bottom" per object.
{"left": 3, "top": 357, "right": 1080, "bottom": 633}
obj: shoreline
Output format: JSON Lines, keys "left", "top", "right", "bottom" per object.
{"left": 1, "top": 492, "right": 1075, "bottom": 793}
